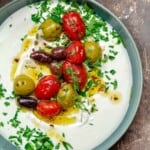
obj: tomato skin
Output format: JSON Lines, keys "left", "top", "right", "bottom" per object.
{"left": 66, "top": 41, "right": 85, "bottom": 64}
{"left": 35, "top": 75, "right": 60, "bottom": 100}
{"left": 62, "top": 61, "right": 87, "bottom": 89}
{"left": 37, "top": 100, "right": 61, "bottom": 117}
{"left": 62, "top": 12, "right": 85, "bottom": 40}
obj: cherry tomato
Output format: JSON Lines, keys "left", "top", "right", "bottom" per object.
{"left": 66, "top": 41, "right": 85, "bottom": 64}
{"left": 62, "top": 61, "right": 87, "bottom": 89}
{"left": 35, "top": 75, "right": 60, "bottom": 100}
{"left": 37, "top": 100, "right": 61, "bottom": 117}
{"left": 62, "top": 11, "right": 85, "bottom": 40}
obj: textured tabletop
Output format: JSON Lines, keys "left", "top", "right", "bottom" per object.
{"left": 0, "top": 0, "right": 150, "bottom": 150}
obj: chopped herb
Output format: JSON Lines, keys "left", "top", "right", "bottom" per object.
{"left": 0, "top": 122, "right": 4, "bottom": 127}
{"left": 101, "top": 54, "right": 108, "bottom": 63}
{"left": 100, "top": 34, "right": 109, "bottom": 41}
{"left": 109, "top": 55, "right": 115, "bottom": 60}
{"left": 105, "top": 86, "right": 109, "bottom": 92}
{"left": 9, "top": 108, "right": 21, "bottom": 128}
{"left": 109, "top": 45, "right": 114, "bottom": 48}
{"left": 6, "top": 91, "right": 18, "bottom": 100}
{"left": 111, "top": 29, "right": 123, "bottom": 44}
{"left": 2, "top": 112, "right": 8, "bottom": 116}
{"left": 31, "top": 12, "right": 42, "bottom": 23}
{"left": 110, "top": 69, "right": 116, "bottom": 75}
{"left": 62, "top": 132, "right": 66, "bottom": 138}
{"left": 25, "top": 143, "right": 34, "bottom": 150}
{"left": 97, "top": 70, "right": 103, "bottom": 77}
{"left": 40, "top": 1, "right": 49, "bottom": 12}
{"left": 66, "top": 68, "right": 72, "bottom": 75}
{"left": 9, "top": 135, "right": 22, "bottom": 145}
{"left": 66, "top": 68, "right": 79, "bottom": 91}
{"left": 111, "top": 80, "right": 118, "bottom": 89}
{"left": 0, "top": 83, "right": 7, "bottom": 99}
{"left": 49, "top": 4, "right": 65, "bottom": 23}
{"left": 89, "top": 123, "right": 94, "bottom": 126}
{"left": 55, "top": 143, "right": 60, "bottom": 149}
{"left": 21, "top": 34, "right": 27, "bottom": 41}
{"left": 75, "top": 101, "right": 89, "bottom": 113}
{"left": 102, "top": 26, "right": 108, "bottom": 32}
{"left": 105, "top": 75, "right": 111, "bottom": 80}
{"left": 38, "top": 72, "right": 44, "bottom": 79}
{"left": 4, "top": 101, "right": 10, "bottom": 106}
{"left": 9, "top": 24, "right": 12, "bottom": 27}
{"left": 84, "top": 59, "right": 101, "bottom": 69}
{"left": 62, "top": 141, "right": 73, "bottom": 150}
{"left": 109, "top": 50, "right": 118, "bottom": 56}
{"left": 91, "top": 104, "right": 98, "bottom": 113}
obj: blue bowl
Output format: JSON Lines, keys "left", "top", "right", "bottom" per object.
{"left": 0, "top": 0, "right": 143, "bottom": 150}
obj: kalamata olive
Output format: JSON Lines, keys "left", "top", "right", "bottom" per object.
{"left": 49, "top": 61, "right": 63, "bottom": 76}
{"left": 13, "top": 74, "right": 35, "bottom": 96}
{"left": 51, "top": 47, "right": 66, "bottom": 60}
{"left": 30, "top": 51, "right": 52, "bottom": 63}
{"left": 18, "top": 96, "right": 38, "bottom": 109}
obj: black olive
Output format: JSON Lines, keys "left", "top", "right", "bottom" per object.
{"left": 30, "top": 51, "right": 52, "bottom": 63}
{"left": 51, "top": 47, "right": 66, "bottom": 60}
{"left": 49, "top": 61, "right": 63, "bottom": 76}
{"left": 18, "top": 96, "right": 38, "bottom": 109}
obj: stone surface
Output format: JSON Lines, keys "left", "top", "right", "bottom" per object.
{"left": 0, "top": 0, "right": 150, "bottom": 150}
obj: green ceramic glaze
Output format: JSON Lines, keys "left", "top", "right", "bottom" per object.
{"left": 0, "top": 0, "right": 143, "bottom": 150}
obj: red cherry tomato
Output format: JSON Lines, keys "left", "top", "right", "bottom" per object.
{"left": 62, "top": 11, "right": 85, "bottom": 40}
{"left": 62, "top": 61, "right": 87, "bottom": 89}
{"left": 37, "top": 100, "right": 61, "bottom": 117}
{"left": 66, "top": 41, "right": 85, "bottom": 64}
{"left": 35, "top": 75, "right": 60, "bottom": 99}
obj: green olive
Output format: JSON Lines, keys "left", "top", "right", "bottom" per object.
{"left": 13, "top": 74, "right": 35, "bottom": 96}
{"left": 84, "top": 41, "right": 102, "bottom": 62}
{"left": 57, "top": 84, "right": 77, "bottom": 109}
{"left": 41, "top": 19, "right": 62, "bottom": 41}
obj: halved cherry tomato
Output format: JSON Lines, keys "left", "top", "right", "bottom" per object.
{"left": 37, "top": 100, "right": 61, "bottom": 117}
{"left": 62, "top": 61, "right": 87, "bottom": 89}
{"left": 35, "top": 75, "right": 60, "bottom": 99}
{"left": 66, "top": 41, "right": 85, "bottom": 64}
{"left": 62, "top": 11, "right": 85, "bottom": 40}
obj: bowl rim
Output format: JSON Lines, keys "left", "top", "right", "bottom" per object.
{"left": 0, "top": 0, "right": 143, "bottom": 150}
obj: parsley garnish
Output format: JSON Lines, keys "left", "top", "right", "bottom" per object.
{"left": 0, "top": 83, "right": 7, "bottom": 99}
{"left": 62, "top": 141, "right": 73, "bottom": 150}
{"left": 0, "top": 122, "right": 4, "bottom": 127}
{"left": 4, "top": 101, "right": 10, "bottom": 106}
{"left": 9, "top": 108, "right": 21, "bottom": 128}
{"left": 9, "top": 126, "right": 73, "bottom": 150}
{"left": 111, "top": 80, "right": 118, "bottom": 89}
{"left": 49, "top": 4, "right": 65, "bottom": 23}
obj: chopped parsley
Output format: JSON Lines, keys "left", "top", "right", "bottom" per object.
{"left": 111, "top": 80, "right": 118, "bottom": 89}
{"left": 0, "top": 83, "right": 7, "bottom": 99}
{"left": 4, "top": 101, "right": 10, "bottom": 106}
{"left": 9, "top": 24, "right": 12, "bottom": 28}
{"left": 66, "top": 68, "right": 79, "bottom": 91}
{"left": 0, "top": 122, "right": 4, "bottom": 127}
{"left": 9, "top": 108, "right": 21, "bottom": 128}
{"left": 110, "top": 69, "right": 116, "bottom": 75}
{"left": 21, "top": 34, "right": 27, "bottom": 41}
{"left": 6, "top": 91, "right": 18, "bottom": 100}
{"left": 49, "top": 4, "right": 65, "bottom": 23}
{"left": 2, "top": 112, "right": 8, "bottom": 116}
{"left": 111, "top": 29, "right": 123, "bottom": 44}
{"left": 9, "top": 126, "right": 73, "bottom": 150}
{"left": 62, "top": 141, "right": 73, "bottom": 150}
